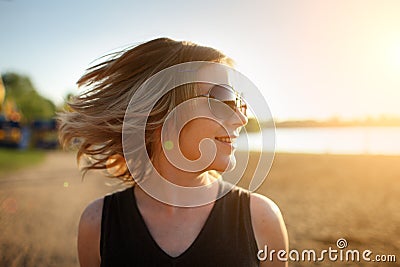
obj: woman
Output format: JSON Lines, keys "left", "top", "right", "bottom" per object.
{"left": 59, "top": 37, "right": 288, "bottom": 267}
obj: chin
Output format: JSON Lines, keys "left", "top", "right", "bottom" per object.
{"left": 211, "top": 154, "right": 236, "bottom": 173}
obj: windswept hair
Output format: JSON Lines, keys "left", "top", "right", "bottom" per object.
{"left": 58, "top": 37, "right": 233, "bottom": 183}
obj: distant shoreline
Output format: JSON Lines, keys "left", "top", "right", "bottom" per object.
{"left": 274, "top": 120, "right": 400, "bottom": 128}
{"left": 245, "top": 117, "right": 400, "bottom": 131}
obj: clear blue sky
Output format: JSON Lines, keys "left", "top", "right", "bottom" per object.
{"left": 1, "top": 0, "right": 400, "bottom": 120}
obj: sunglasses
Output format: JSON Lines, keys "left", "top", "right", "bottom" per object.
{"left": 194, "top": 84, "right": 247, "bottom": 118}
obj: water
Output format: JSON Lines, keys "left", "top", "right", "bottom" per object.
{"left": 237, "top": 126, "right": 400, "bottom": 155}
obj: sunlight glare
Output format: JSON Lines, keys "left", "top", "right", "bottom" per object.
{"left": 395, "top": 46, "right": 400, "bottom": 67}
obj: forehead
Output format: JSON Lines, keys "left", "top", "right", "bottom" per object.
{"left": 196, "top": 64, "right": 230, "bottom": 94}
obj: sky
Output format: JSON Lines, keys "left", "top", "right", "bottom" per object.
{"left": 1, "top": 0, "right": 400, "bottom": 121}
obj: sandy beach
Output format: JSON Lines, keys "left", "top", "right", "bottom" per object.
{"left": 0, "top": 151, "right": 399, "bottom": 266}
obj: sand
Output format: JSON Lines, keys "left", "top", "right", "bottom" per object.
{"left": 0, "top": 151, "right": 399, "bottom": 266}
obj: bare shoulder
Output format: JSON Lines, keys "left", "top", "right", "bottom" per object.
{"left": 77, "top": 198, "right": 104, "bottom": 267}
{"left": 80, "top": 198, "right": 104, "bottom": 224}
{"left": 250, "top": 193, "right": 288, "bottom": 267}
{"left": 250, "top": 193, "right": 285, "bottom": 226}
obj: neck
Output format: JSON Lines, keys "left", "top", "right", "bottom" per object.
{"left": 151, "top": 147, "right": 214, "bottom": 187}
{"left": 134, "top": 148, "right": 219, "bottom": 208}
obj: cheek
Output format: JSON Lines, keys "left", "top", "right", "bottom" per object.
{"left": 178, "top": 120, "right": 217, "bottom": 160}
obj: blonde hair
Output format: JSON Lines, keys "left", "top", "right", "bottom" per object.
{"left": 58, "top": 37, "right": 233, "bottom": 183}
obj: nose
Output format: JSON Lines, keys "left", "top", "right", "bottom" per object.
{"left": 228, "top": 108, "right": 248, "bottom": 128}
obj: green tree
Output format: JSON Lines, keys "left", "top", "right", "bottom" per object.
{"left": 1, "top": 72, "right": 56, "bottom": 123}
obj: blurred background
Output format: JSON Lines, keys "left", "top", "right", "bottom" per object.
{"left": 0, "top": 0, "right": 399, "bottom": 266}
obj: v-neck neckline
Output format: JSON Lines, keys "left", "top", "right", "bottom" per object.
{"left": 129, "top": 182, "right": 223, "bottom": 260}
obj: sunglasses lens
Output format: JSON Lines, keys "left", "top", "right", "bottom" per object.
{"left": 208, "top": 85, "right": 246, "bottom": 118}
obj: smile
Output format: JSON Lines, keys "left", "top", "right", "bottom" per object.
{"left": 215, "top": 136, "right": 237, "bottom": 144}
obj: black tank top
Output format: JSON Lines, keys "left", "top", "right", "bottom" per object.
{"left": 100, "top": 181, "right": 259, "bottom": 267}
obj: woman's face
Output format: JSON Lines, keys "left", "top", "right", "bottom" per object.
{"left": 177, "top": 67, "right": 248, "bottom": 172}
{"left": 178, "top": 109, "right": 247, "bottom": 172}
